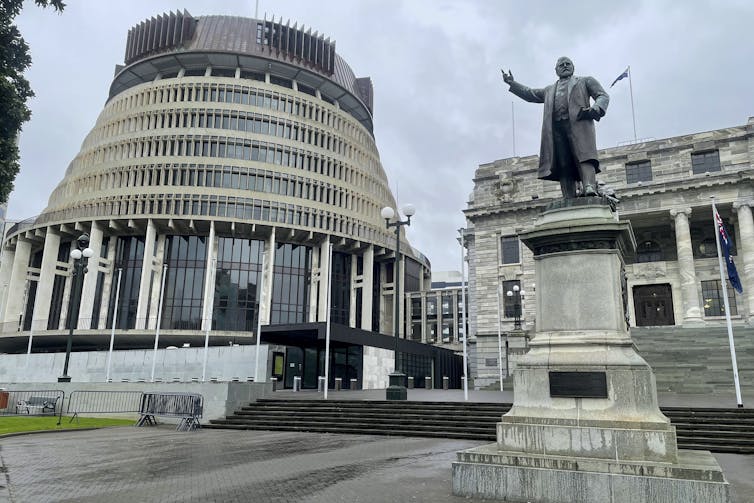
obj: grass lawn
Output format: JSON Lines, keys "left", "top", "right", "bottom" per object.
{"left": 0, "top": 416, "right": 135, "bottom": 435}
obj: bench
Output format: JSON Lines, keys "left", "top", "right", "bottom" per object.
{"left": 16, "top": 396, "right": 60, "bottom": 415}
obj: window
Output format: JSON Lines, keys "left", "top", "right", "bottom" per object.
{"left": 701, "top": 280, "right": 737, "bottom": 316}
{"left": 691, "top": 150, "right": 721, "bottom": 174}
{"left": 501, "top": 236, "right": 520, "bottom": 264}
{"left": 625, "top": 160, "right": 652, "bottom": 183}
{"left": 426, "top": 296, "right": 437, "bottom": 317}
{"left": 636, "top": 240, "right": 663, "bottom": 263}
{"left": 502, "top": 279, "right": 521, "bottom": 318}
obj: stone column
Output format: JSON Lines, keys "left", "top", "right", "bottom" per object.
{"left": 349, "top": 254, "right": 358, "bottom": 327}
{"left": 308, "top": 244, "right": 319, "bottom": 323}
{"left": 200, "top": 221, "right": 216, "bottom": 331}
{"left": 4, "top": 238, "right": 31, "bottom": 324}
{"left": 733, "top": 201, "right": 754, "bottom": 319}
{"left": 0, "top": 247, "right": 15, "bottom": 324}
{"left": 317, "top": 237, "right": 331, "bottom": 322}
{"left": 260, "top": 228, "right": 275, "bottom": 324}
{"left": 135, "top": 219, "right": 157, "bottom": 329}
{"left": 145, "top": 234, "right": 166, "bottom": 330}
{"left": 31, "top": 227, "right": 61, "bottom": 331}
{"left": 78, "top": 222, "right": 103, "bottom": 329}
{"left": 361, "top": 245, "right": 374, "bottom": 330}
{"left": 670, "top": 208, "right": 702, "bottom": 325}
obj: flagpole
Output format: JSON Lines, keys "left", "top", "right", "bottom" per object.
{"left": 324, "top": 241, "right": 333, "bottom": 400}
{"left": 254, "top": 252, "right": 266, "bottom": 383}
{"left": 711, "top": 197, "right": 744, "bottom": 408}
{"left": 511, "top": 101, "right": 517, "bottom": 157}
{"left": 105, "top": 267, "right": 123, "bottom": 382}
{"left": 628, "top": 65, "right": 637, "bottom": 142}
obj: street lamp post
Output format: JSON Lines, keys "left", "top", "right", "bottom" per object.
{"left": 381, "top": 204, "right": 415, "bottom": 401}
{"left": 58, "top": 233, "right": 94, "bottom": 382}
{"left": 505, "top": 284, "right": 525, "bottom": 379}
{"left": 506, "top": 284, "right": 525, "bottom": 330}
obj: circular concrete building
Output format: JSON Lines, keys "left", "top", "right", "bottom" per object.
{"left": 0, "top": 12, "right": 454, "bottom": 388}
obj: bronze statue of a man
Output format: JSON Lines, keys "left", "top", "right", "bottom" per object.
{"left": 502, "top": 57, "right": 609, "bottom": 198}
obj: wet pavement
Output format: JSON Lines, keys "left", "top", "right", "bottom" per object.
{"left": 1, "top": 426, "right": 753, "bottom": 502}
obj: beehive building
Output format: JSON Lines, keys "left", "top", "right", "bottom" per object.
{"left": 0, "top": 12, "right": 462, "bottom": 389}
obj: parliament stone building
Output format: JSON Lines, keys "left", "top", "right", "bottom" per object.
{"left": 466, "top": 118, "right": 754, "bottom": 391}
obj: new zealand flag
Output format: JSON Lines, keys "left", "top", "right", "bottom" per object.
{"left": 715, "top": 209, "right": 743, "bottom": 293}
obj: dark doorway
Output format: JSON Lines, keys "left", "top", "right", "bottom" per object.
{"left": 284, "top": 347, "right": 303, "bottom": 388}
{"left": 633, "top": 284, "right": 675, "bottom": 326}
{"left": 303, "top": 347, "right": 319, "bottom": 389}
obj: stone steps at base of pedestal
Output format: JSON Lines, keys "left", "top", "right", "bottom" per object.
{"left": 208, "top": 399, "right": 754, "bottom": 454}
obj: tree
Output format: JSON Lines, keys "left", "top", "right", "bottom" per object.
{"left": 0, "top": 0, "right": 65, "bottom": 204}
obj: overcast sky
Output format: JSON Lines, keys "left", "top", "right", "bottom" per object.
{"left": 12, "top": 0, "right": 754, "bottom": 272}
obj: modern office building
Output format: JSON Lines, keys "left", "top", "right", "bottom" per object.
{"left": 0, "top": 12, "right": 462, "bottom": 389}
{"left": 466, "top": 118, "right": 754, "bottom": 390}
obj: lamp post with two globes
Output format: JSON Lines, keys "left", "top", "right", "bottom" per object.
{"left": 381, "top": 204, "right": 415, "bottom": 400}
{"left": 58, "top": 233, "right": 95, "bottom": 382}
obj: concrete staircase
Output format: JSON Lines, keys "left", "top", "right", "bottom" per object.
{"left": 206, "top": 399, "right": 754, "bottom": 454}
{"left": 630, "top": 326, "right": 754, "bottom": 394}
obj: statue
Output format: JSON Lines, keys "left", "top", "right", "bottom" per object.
{"left": 502, "top": 57, "right": 609, "bottom": 199}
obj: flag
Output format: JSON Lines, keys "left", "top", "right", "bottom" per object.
{"left": 715, "top": 209, "right": 744, "bottom": 293}
{"left": 610, "top": 67, "right": 629, "bottom": 88}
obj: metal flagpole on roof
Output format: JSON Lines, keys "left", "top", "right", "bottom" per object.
{"left": 105, "top": 267, "right": 123, "bottom": 382}
{"left": 628, "top": 66, "right": 637, "bottom": 142}
{"left": 254, "top": 252, "right": 266, "bottom": 383}
{"left": 512, "top": 102, "right": 517, "bottom": 157}
{"left": 150, "top": 263, "right": 168, "bottom": 383}
{"left": 711, "top": 197, "right": 744, "bottom": 408}
{"left": 324, "top": 241, "right": 333, "bottom": 399}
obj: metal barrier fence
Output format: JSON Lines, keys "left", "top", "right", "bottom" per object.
{"left": 0, "top": 389, "right": 65, "bottom": 424}
{"left": 137, "top": 392, "right": 203, "bottom": 431}
{"left": 66, "top": 390, "right": 143, "bottom": 423}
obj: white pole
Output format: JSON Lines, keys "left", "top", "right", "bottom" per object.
{"left": 496, "top": 284, "right": 504, "bottom": 392}
{"left": 324, "top": 241, "right": 333, "bottom": 399}
{"left": 105, "top": 267, "right": 123, "bottom": 382}
{"left": 201, "top": 258, "right": 216, "bottom": 382}
{"left": 628, "top": 65, "right": 638, "bottom": 142}
{"left": 711, "top": 198, "right": 744, "bottom": 407}
{"left": 511, "top": 101, "right": 516, "bottom": 157}
{"left": 254, "top": 252, "right": 266, "bottom": 383}
{"left": 459, "top": 228, "right": 468, "bottom": 401}
{"left": 150, "top": 264, "right": 168, "bottom": 383}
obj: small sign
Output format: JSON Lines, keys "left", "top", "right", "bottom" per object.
{"left": 549, "top": 371, "right": 608, "bottom": 398}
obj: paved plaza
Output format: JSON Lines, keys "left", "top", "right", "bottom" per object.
{"left": 0, "top": 425, "right": 752, "bottom": 503}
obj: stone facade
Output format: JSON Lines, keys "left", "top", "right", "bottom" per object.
{"left": 465, "top": 117, "right": 754, "bottom": 389}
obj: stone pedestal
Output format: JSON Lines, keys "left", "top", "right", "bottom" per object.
{"left": 452, "top": 200, "right": 731, "bottom": 502}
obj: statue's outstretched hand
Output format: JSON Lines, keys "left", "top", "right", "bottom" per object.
{"left": 501, "top": 69, "right": 514, "bottom": 85}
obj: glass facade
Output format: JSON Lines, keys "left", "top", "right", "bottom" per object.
{"left": 51, "top": 241, "right": 71, "bottom": 329}
{"left": 329, "top": 251, "right": 351, "bottom": 325}
{"left": 404, "top": 258, "right": 422, "bottom": 292}
{"left": 90, "top": 237, "right": 109, "bottom": 328}
{"left": 107, "top": 236, "right": 145, "bottom": 329}
{"left": 161, "top": 236, "right": 207, "bottom": 330}
{"left": 22, "top": 250, "right": 43, "bottom": 331}
{"left": 270, "top": 242, "right": 311, "bottom": 324}
{"left": 213, "top": 238, "right": 264, "bottom": 331}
